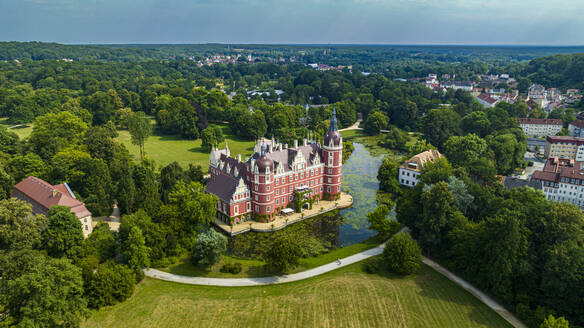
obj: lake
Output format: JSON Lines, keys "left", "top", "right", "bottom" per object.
{"left": 338, "top": 142, "right": 387, "bottom": 246}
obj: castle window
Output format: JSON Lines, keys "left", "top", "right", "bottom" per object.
{"left": 276, "top": 189, "right": 279, "bottom": 195}
{"left": 267, "top": 196, "right": 270, "bottom": 201}
{"left": 255, "top": 185, "right": 258, "bottom": 191}
{"left": 276, "top": 199, "right": 280, "bottom": 205}
{"left": 267, "top": 186, "right": 270, "bottom": 191}
{"left": 247, "top": 202, "right": 250, "bottom": 210}
{"left": 267, "top": 206, "right": 271, "bottom": 212}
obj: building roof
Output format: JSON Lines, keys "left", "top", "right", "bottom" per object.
{"left": 546, "top": 135, "right": 584, "bottom": 145}
{"left": 206, "top": 173, "right": 241, "bottom": 202}
{"left": 502, "top": 176, "right": 542, "bottom": 190}
{"left": 570, "top": 119, "right": 584, "bottom": 129}
{"left": 12, "top": 176, "right": 92, "bottom": 219}
{"left": 476, "top": 93, "right": 499, "bottom": 104}
{"left": 517, "top": 118, "right": 563, "bottom": 125}
{"left": 532, "top": 157, "right": 584, "bottom": 183}
{"left": 400, "top": 149, "right": 443, "bottom": 173}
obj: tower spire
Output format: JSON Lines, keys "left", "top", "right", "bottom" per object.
{"left": 329, "top": 108, "right": 338, "bottom": 132}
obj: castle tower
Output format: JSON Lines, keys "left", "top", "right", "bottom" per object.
{"left": 322, "top": 108, "right": 343, "bottom": 200}
{"left": 252, "top": 142, "right": 275, "bottom": 219}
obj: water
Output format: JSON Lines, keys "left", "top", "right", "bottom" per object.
{"left": 338, "top": 142, "right": 386, "bottom": 246}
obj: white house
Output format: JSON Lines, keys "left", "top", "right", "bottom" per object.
{"left": 398, "top": 149, "right": 443, "bottom": 187}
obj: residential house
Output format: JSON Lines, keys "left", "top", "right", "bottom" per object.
{"left": 398, "top": 150, "right": 443, "bottom": 187}
{"left": 11, "top": 176, "right": 93, "bottom": 237}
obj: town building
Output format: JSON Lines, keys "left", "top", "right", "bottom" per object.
{"left": 398, "top": 149, "right": 443, "bottom": 187}
{"left": 569, "top": 119, "right": 584, "bottom": 138}
{"left": 475, "top": 93, "right": 500, "bottom": 108}
{"left": 544, "top": 136, "right": 584, "bottom": 161}
{"left": 206, "top": 110, "right": 343, "bottom": 224}
{"left": 517, "top": 118, "right": 563, "bottom": 138}
{"left": 531, "top": 157, "right": 584, "bottom": 209}
{"left": 11, "top": 176, "right": 93, "bottom": 237}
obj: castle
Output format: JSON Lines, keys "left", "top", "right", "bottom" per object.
{"left": 207, "top": 110, "right": 343, "bottom": 224}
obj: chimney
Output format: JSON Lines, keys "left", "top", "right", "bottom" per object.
{"left": 294, "top": 140, "right": 298, "bottom": 148}
{"left": 303, "top": 138, "right": 307, "bottom": 146}
{"left": 284, "top": 143, "right": 288, "bottom": 149}
{"left": 52, "top": 189, "right": 58, "bottom": 197}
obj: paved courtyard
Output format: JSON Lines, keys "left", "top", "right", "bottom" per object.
{"left": 213, "top": 192, "right": 353, "bottom": 236}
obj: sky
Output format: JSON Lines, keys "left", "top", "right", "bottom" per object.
{"left": 0, "top": 0, "right": 583, "bottom": 45}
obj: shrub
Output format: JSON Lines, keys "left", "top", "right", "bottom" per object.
{"left": 364, "top": 260, "right": 380, "bottom": 274}
{"left": 220, "top": 262, "right": 242, "bottom": 274}
{"left": 382, "top": 233, "right": 422, "bottom": 275}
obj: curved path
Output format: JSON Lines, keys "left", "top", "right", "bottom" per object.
{"left": 144, "top": 228, "right": 525, "bottom": 328}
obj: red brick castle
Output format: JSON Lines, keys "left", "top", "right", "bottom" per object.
{"left": 207, "top": 110, "right": 343, "bottom": 224}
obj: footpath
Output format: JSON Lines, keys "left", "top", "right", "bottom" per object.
{"left": 144, "top": 228, "right": 525, "bottom": 328}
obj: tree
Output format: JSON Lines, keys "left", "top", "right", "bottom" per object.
{"left": 367, "top": 205, "right": 398, "bottom": 239}
{"left": 443, "top": 134, "right": 490, "bottom": 168}
{"left": 487, "top": 133, "right": 526, "bottom": 175}
{"left": 408, "top": 138, "right": 436, "bottom": 157}
{"left": 363, "top": 111, "right": 389, "bottom": 135}
{"left": 191, "top": 229, "right": 227, "bottom": 267}
{"left": 160, "top": 161, "right": 186, "bottom": 203}
{"left": 0, "top": 126, "right": 19, "bottom": 154}
{"left": 84, "top": 222, "right": 116, "bottom": 262}
{"left": 0, "top": 164, "right": 14, "bottom": 200}
{"left": 85, "top": 262, "right": 135, "bottom": 309}
{"left": 83, "top": 89, "right": 123, "bottom": 125}
{"left": 379, "top": 127, "right": 408, "bottom": 152}
{"left": 200, "top": 125, "right": 224, "bottom": 152}
{"left": 264, "top": 236, "right": 302, "bottom": 273}
{"left": 447, "top": 176, "right": 474, "bottom": 214}
{"left": 127, "top": 111, "right": 152, "bottom": 160}
{"left": 0, "top": 249, "right": 89, "bottom": 327}
{"left": 124, "top": 225, "right": 151, "bottom": 281}
{"left": 461, "top": 111, "right": 491, "bottom": 137}
{"left": 6, "top": 153, "right": 48, "bottom": 182}
{"left": 540, "top": 315, "right": 570, "bottom": 328}
{"left": 382, "top": 233, "right": 422, "bottom": 275}
{"left": 42, "top": 205, "right": 84, "bottom": 260}
{"left": 377, "top": 155, "right": 401, "bottom": 195}
{"left": 420, "top": 157, "right": 453, "bottom": 185}
{"left": 28, "top": 111, "right": 88, "bottom": 160}
{"left": 423, "top": 108, "right": 461, "bottom": 149}
{"left": 0, "top": 198, "right": 48, "bottom": 250}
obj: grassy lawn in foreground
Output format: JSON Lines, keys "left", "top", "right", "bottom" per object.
{"left": 83, "top": 260, "right": 512, "bottom": 328}
{"left": 158, "top": 235, "right": 384, "bottom": 278}
{"left": 116, "top": 124, "right": 255, "bottom": 170}
{"left": 0, "top": 118, "right": 33, "bottom": 140}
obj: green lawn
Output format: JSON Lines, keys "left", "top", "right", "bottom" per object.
{"left": 83, "top": 260, "right": 512, "bottom": 328}
{"left": 159, "top": 235, "right": 385, "bottom": 278}
{"left": 0, "top": 118, "right": 33, "bottom": 140}
{"left": 116, "top": 124, "right": 255, "bottom": 171}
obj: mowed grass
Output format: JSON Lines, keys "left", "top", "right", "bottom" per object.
{"left": 0, "top": 117, "right": 33, "bottom": 140}
{"left": 159, "top": 236, "right": 384, "bottom": 278}
{"left": 83, "top": 260, "right": 512, "bottom": 328}
{"left": 116, "top": 124, "right": 255, "bottom": 171}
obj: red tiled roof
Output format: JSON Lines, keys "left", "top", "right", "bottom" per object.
{"left": 546, "top": 135, "right": 584, "bottom": 145}
{"left": 517, "top": 118, "right": 563, "bottom": 125}
{"left": 477, "top": 93, "right": 498, "bottom": 104}
{"left": 570, "top": 119, "right": 584, "bottom": 129}
{"left": 12, "top": 176, "right": 91, "bottom": 219}
{"left": 532, "top": 157, "right": 584, "bottom": 183}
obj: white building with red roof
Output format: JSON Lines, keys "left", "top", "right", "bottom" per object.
{"left": 11, "top": 176, "right": 93, "bottom": 237}
{"left": 531, "top": 157, "right": 584, "bottom": 209}
{"left": 517, "top": 118, "right": 563, "bottom": 138}
{"left": 475, "top": 93, "right": 500, "bottom": 108}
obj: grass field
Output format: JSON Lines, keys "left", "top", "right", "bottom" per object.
{"left": 159, "top": 236, "right": 384, "bottom": 278}
{"left": 116, "top": 124, "right": 255, "bottom": 170}
{"left": 0, "top": 118, "right": 33, "bottom": 139}
{"left": 83, "top": 260, "right": 512, "bottom": 328}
